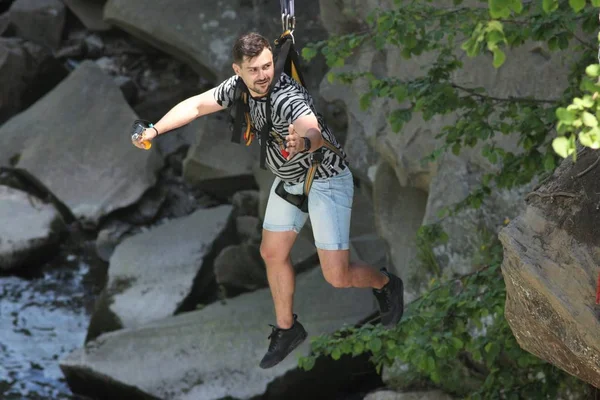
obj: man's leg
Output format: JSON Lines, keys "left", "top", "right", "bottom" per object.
{"left": 258, "top": 177, "right": 309, "bottom": 369}
{"left": 317, "top": 248, "right": 388, "bottom": 289}
{"left": 309, "top": 169, "right": 405, "bottom": 327}
{"left": 259, "top": 229, "right": 298, "bottom": 329}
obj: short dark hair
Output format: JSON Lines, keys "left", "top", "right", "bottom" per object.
{"left": 233, "top": 32, "right": 271, "bottom": 65}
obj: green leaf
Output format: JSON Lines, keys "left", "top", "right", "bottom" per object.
{"left": 369, "top": 338, "right": 383, "bottom": 352}
{"left": 427, "top": 356, "right": 436, "bottom": 371}
{"left": 543, "top": 153, "right": 556, "bottom": 171}
{"left": 556, "top": 107, "right": 576, "bottom": 124}
{"left": 301, "top": 47, "right": 318, "bottom": 61}
{"left": 569, "top": 0, "right": 586, "bottom": 12}
{"left": 582, "top": 111, "right": 598, "bottom": 127}
{"left": 509, "top": 0, "right": 524, "bottom": 13}
{"left": 331, "top": 348, "right": 341, "bottom": 360}
{"left": 489, "top": 0, "right": 511, "bottom": 18}
{"left": 585, "top": 64, "right": 600, "bottom": 77}
{"left": 492, "top": 47, "right": 506, "bottom": 68}
{"left": 353, "top": 341, "right": 365, "bottom": 354}
{"left": 552, "top": 136, "right": 574, "bottom": 158}
{"left": 451, "top": 337, "right": 464, "bottom": 350}
{"left": 542, "top": 0, "right": 559, "bottom": 13}
{"left": 300, "top": 356, "right": 316, "bottom": 371}
{"left": 593, "top": 0, "right": 600, "bottom": 5}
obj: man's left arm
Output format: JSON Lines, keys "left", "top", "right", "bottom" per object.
{"left": 285, "top": 114, "right": 324, "bottom": 159}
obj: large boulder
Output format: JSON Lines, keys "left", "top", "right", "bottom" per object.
{"left": 0, "top": 60, "right": 164, "bottom": 227}
{"left": 86, "top": 205, "right": 234, "bottom": 341}
{"left": 0, "top": 185, "right": 66, "bottom": 271}
{"left": 102, "top": 0, "right": 328, "bottom": 83}
{"left": 8, "top": 0, "right": 66, "bottom": 50}
{"left": 60, "top": 267, "right": 376, "bottom": 400}
{"left": 499, "top": 149, "right": 600, "bottom": 389}
{"left": 182, "top": 114, "right": 259, "bottom": 198}
{"left": 364, "top": 390, "right": 454, "bottom": 400}
{"left": 62, "top": 0, "right": 111, "bottom": 31}
{"left": 0, "top": 37, "right": 67, "bottom": 125}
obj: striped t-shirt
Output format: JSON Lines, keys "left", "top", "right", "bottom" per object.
{"left": 213, "top": 73, "right": 348, "bottom": 184}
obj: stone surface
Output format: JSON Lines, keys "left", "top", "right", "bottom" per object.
{"left": 499, "top": 149, "right": 600, "bottom": 389}
{"left": 364, "top": 390, "right": 454, "bottom": 400}
{"left": 9, "top": 0, "right": 66, "bottom": 50}
{"left": 182, "top": 114, "right": 259, "bottom": 198}
{"left": 86, "top": 205, "right": 233, "bottom": 340}
{"left": 61, "top": 267, "right": 376, "bottom": 400}
{"left": 0, "top": 185, "right": 66, "bottom": 271}
{"left": 63, "top": 0, "right": 111, "bottom": 31}
{"left": 0, "top": 61, "right": 164, "bottom": 226}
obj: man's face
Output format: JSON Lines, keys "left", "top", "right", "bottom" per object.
{"left": 233, "top": 47, "right": 274, "bottom": 97}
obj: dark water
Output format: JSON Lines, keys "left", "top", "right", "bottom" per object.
{"left": 0, "top": 242, "right": 104, "bottom": 400}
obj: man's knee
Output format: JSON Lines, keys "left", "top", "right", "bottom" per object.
{"left": 321, "top": 258, "right": 351, "bottom": 288}
{"left": 260, "top": 241, "right": 290, "bottom": 264}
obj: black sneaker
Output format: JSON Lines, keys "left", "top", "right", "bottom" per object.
{"left": 373, "top": 268, "right": 404, "bottom": 328}
{"left": 259, "top": 314, "right": 308, "bottom": 369}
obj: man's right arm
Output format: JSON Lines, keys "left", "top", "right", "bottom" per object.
{"left": 144, "top": 87, "right": 225, "bottom": 139}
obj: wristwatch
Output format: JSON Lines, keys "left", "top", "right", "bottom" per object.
{"left": 301, "top": 136, "right": 311, "bottom": 153}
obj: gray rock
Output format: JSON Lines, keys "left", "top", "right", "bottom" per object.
{"left": 215, "top": 229, "right": 317, "bottom": 291}
{"left": 60, "top": 267, "right": 376, "bottom": 400}
{"left": 0, "top": 60, "right": 164, "bottom": 227}
{"left": 103, "top": 0, "right": 328, "bottom": 83}
{"left": 9, "top": 0, "right": 66, "bottom": 50}
{"left": 214, "top": 243, "right": 266, "bottom": 290}
{"left": 0, "top": 185, "right": 65, "bottom": 271}
{"left": 236, "top": 215, "right": 261, "bottom": 244}
{"left": 364, "top": 390, "right": 454, "bottom": 400}
{"left": 252, "top": 161, "right": 275, "bottom": 220}
{"left": 232, "top": 190, "right": 259, "bottom": 217}
{"left": 499, "top": 150, "right": 600, "bottom": 389}
{"left": 0, "top": 37, "right": 65, "bottom": 125}
{"left": 103, "top": 0, "right": 251, "bottom": 81}
{"left": 373, "top": 162, "right": 428, "bottom": 284}
{"left": 182, "top": 114, "right": 259, "bottom": 198}
{"left": 0, "top": 12, "right": 11, "bottom": 36}
{"left": 87, "top": 205, "right": 234, "bottom": 340}
{"left": 62, "top": 0, "right": 111, "bottom": 31}
{"left": 95, "top": 220, "right": 133, "bottom": 262}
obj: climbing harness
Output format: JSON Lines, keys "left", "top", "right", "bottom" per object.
{"left": 229, "top": 0, "right": 346, "bottom": 211}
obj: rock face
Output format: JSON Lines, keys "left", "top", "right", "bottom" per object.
{"left": 0, "top": 61, "right": 164, "bottom": 227}
{"left": 317, "top": 0, "right": 572, "bottom": 281}
{"left": 499, "top": 149, "right": 600, "bottom": 389}
{"left": 0, "top": 185, "right": 66, "bottom": 271}
{"left": 60, "top": 267, "right": 376, "bottom": 400}
{"left": 86, "top": 205, "right": 234, "bottom": 341}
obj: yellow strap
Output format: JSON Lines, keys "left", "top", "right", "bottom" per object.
{"left": 243, "top": 113, "right": 253, "bottom": 145}
{"left": 304, "top": 164, "right": 319, "bottom": 195}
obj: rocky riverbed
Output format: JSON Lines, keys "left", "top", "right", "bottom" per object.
{"left": 0, "top": 236, "right": 105, "bottom": 400}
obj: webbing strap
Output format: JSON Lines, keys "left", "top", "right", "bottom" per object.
{"left": 258, "top": 35, "right": 293, "bottom": 169}
{"left": 231, "top": 79, "right": 247, "bottom": 144}
{"left": 302, "top": 140, "right": 346, "bottom": 195}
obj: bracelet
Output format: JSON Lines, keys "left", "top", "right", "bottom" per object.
{"left": 149, "top": 123, "right": 159, "bottom": 138}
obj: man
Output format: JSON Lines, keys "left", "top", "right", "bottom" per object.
{"left": 133, "top": 32, "right": 404, "bottom": 369}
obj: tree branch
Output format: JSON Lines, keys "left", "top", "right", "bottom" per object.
{"left": 452, "top": 84, "right": 560, "bottom": 104}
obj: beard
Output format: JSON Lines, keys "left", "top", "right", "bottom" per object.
{"left": 252, "top": 78, "right": 271, "bottom": 95}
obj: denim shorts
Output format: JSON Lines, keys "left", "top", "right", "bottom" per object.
{"left": 263, "top": 168, "right": 354, "bottom": 250}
